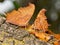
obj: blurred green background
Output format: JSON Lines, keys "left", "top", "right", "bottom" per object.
{"left": 0, "top": 0, "right": 60, "bottom": 34}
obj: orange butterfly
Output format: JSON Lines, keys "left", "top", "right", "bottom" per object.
{"left": 6, "top": 3, "right": 35, "bottom": 26}
{"left": 6, "top": 3, "right": 60, "bottom": 44}
{"left": 32, "top": 9, "right": 49, "bottom": 32}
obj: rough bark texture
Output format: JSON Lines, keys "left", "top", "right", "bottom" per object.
{"left": 0, "top": 16, "right": 53, "bottom": 45}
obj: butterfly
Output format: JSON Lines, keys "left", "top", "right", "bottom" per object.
{"left": 6, "top": 3, "right": 60, "bottom": 44}
{"left": 6, "top": 3, "right": 35, "bottom": 26}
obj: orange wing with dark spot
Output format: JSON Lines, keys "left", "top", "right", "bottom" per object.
{"left": 32, "top": 9, "right": 49, "bottom": 31}
{"left": 6, "top": 3, "right": 35, "bottom": 26}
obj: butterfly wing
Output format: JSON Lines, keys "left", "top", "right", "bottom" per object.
{"left": 6, "top": 3, "right": 35, "bottom": 26}
{"left": 32, "top": 9, "right": 49, "bottom": 31}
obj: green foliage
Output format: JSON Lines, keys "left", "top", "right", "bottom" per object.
{"left": 13, "top": 1, "right": 20, "bottom": 10}
{"left": 0, "top": 0, "right": 4, "bottom": 2}
{"left": 0, "top": 14, "right": 6, "bottom": 17}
